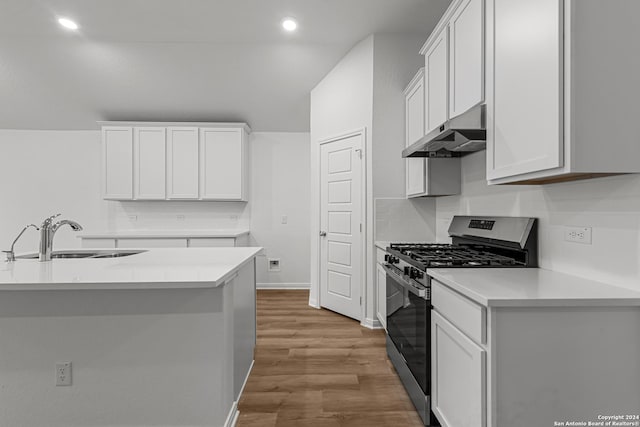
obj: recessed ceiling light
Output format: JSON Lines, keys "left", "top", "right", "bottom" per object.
{"left": 58, "top": 17, "right": 79, "bottom": 31}
{"left": 282, "top": 18, "right": 297, "bottom": 32}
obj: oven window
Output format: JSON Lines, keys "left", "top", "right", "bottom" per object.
{"left": 386, "top": 272, "right": 429, "bottom": 394}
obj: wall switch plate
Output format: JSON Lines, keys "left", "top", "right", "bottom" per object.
{"left": 564, "top": 226, "right": 592, "bottom": 244}
{"left": 128, "top": 215, "right": 138, "bottom": 222}
{"left": 268, "top": 258, "right": 281, "bottom": 272}
{"left": 281, "top": 215, "right": 288, "bottom": 224}
{"left": 176, "top": 215, "right": 185, "bottom": 221}
{"left": 56, "top": 362, "right": 72, "bottom": 386}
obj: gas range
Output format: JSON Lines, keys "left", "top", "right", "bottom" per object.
{"left": 384, "top": 216, "right": 538, "bottom": 298}
{"left": 384, "top": 216, "right": 537, "bottom": 427}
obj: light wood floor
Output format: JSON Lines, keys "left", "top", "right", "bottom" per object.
{"left": 237, "top": 290, "right": 423, "bottom": 427}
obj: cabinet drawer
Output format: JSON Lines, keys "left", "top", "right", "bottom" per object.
{"left": 117, "top": 238, "right": 188, "bottom": 248}
{"left": 432, "top": 280, "right": 486, "bottom": 345}
{"left": 188, "top": 238, "right": 235, "bottom": 247}
{"left": 376, "top": 247, "right": 387, "bottom": 265}
{"left": 80, "top": 238, "right": 116, "bottom": 249}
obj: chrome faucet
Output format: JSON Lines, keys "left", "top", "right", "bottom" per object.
{"left": 3, "top": 224, "right": 40, "bottom": 262}
{"left": 39, "top": 214, "right": 83, "bottom": 261}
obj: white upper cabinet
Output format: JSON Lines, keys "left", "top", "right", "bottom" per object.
{"left": 166, "top": 127, "right": 200, "bottom": 199}
{"left": 424, "top": 29, "right": 449, "bottom": 133}
{"left": 405, "top": 69, "right": 426, "bottom": 197}
{"left": 422, "top": 0, "right": 485, "bottom": 134}
{"left": 200, "top": 128, "right": 247, "bottom": 201}
{"left": 134, "top": 127, "right": 166, "bottom": 200}
{"left": 486, "top": 0, "right": 640, "bottom": 184}
{"left": 405, "top": 69, "right": 461, "bottom": 198}
{"left": 102, "top": 127, "right": 133, "bottom": 200}
{"left": 101, "top": 122, "right": 250, "bottom": 201}
{"left": 487, "top": 0, "right": 563, "bottom": 182}
{"left": 448, "top": 0, "right": 484, "bottom": 118}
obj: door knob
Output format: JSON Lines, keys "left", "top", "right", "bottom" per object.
{"left": 319, "top": 231, "right": 327, "bottom": 237}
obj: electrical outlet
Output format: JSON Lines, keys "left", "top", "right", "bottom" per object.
{"left": 268, "top": 258, "right": 281, "bottom": 272}
{"left": 176, "top": 215, "right": 185, "bottom": 221}
{"left": 56, "top": 362, "right": 72, "bottom": 386}
{"left": 128, "top": 215, "right": 138, "bottom": 222}
{"left": 564, "top": 226, "right": 592, "bottom": 244}
{"left": 229, "top": 215, "right": 239, "bottom": 221}
{"left": 281, "top": 215, "right": 288, "bottom": 224}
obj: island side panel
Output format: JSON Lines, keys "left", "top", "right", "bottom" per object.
{"left": 491, "top": 306, "right": 640, "bottom": 427}
{"left": 233, "top": 258, "right": 257, "bottom": 400}
{"left": 0, "top": 287, "right": 234, "bottom": 427}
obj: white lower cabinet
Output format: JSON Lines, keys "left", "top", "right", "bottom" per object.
{"left": 80, "top": 236, "right": 244, "bottom": 248}
{"left": 431, "top": 278, "right": 640, "bottom": 427}
{"left": 376, "top": 262, "right": 386, "bottom": 330}
{"left": 432, "top": 310, "right": 486, "bottom": 427}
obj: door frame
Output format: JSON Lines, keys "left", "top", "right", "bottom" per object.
{"left": 312, "top": 128, "right": 368, "bottom": 323}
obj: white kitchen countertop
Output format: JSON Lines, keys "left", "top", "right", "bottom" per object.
{"left": 77, "top": 229, "right": 250, "bottom": 239}
{"left": 0, "top": 247, "right": 262, "bottom": 291}
{"left": 428, "top": 268, "right": 640, "bottom": 307}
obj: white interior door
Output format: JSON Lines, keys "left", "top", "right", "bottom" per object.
{"left": 319, "top": 133, "right": 363, "bottom": 321}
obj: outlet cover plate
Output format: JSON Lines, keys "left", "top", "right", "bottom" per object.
{"left": 564, "top": 226, "right": 592, "bottom": 244}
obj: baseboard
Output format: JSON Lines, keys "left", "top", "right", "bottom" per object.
{"left": 224, "top": 401, "right": 239, "bottom": 427}
{"left": 256, "top": 282, "right": 310, "bottom": 290}
{"left": 361, "top": 316, "right": 383, "bottom": 330}
{"left": 308, "top": 297, "right": 320, "bottom": 309}
{"left": 227, "top": 359, "right": 255, "bottom": 427}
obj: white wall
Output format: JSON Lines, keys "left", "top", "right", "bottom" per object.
{"left": 249, "top": 132, "right": 311, "bottom": 288}
{"left": 309, "top": 34, "right": 440, "bottom": 326}
{"left": 372, "top": 34, "right": 428, "bottom": 199}
{"left": 0, "top": 130, "right": 107, "bottom": 252}
{"left": 0, "top": 129, "right": 310, "bottom": 288}
{"left": 436, "top": 151, "right": 640, "bottom": 291}
{"left": 309, "top": 35, "right": 375, "bottom": 309}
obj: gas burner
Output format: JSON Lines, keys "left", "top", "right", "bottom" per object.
{"left": 387, "top": 243, "right": 523, "bottom": 270}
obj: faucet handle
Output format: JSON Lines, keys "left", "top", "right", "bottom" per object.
{"left": 2, "top": 250, "right": 15, "bottom": 262}
{"left": 42, "top": 213, "right": 61, "bottom": 226}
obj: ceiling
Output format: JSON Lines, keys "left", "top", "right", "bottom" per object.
{"left": 0, "top": 0, "right": 451, "bottom": 131}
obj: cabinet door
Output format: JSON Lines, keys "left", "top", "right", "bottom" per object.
{"left": 199, "top": 128, "right": 245, "bottom": 200}
{"left": 376, "top": 263, "right": 387, "bottom": 330}
{"left": 486, "top": 0, "right": 563, "bottom": 180}
{"left": 102, "top": 127, "right": 133, "bottom": 200}
{"left": 432, "top": 310, "right": 486, "bottom": 427}
{"left": 425, "top": 29, "right": 449, "bottom": 133}
{"left": 117, "top": 238, "right": 187, "bottom": 248}
{"left": 405, "top": 71, "right": 426, "bottom": 197}
{"left": 449, "top": 0, "right": 484, "bottom": 118}
{"left": 134, "top": 127, "right": 166, "bottom": 200}
{"left": 167, "top": 127, "right": 199, "bottom": 199}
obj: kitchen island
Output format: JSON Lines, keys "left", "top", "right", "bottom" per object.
{"left": 0, "top": 247, "right": 261, "bottom": 427}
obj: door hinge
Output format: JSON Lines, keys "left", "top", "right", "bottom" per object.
{"left": 355, "top": 148, "right": 362, "bottom": 159}
{"left": 360, "top": 223, "right": 362, "bottom": 233}
{"left": 360, "top": 296, "right": 362, "bottom": 306}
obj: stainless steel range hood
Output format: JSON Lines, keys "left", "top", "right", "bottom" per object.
{"left": 402, "top": 104, "right": 486, "bottom": 158}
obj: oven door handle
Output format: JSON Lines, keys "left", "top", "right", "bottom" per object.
{"left": 383, "top": 264, "right": 427, "bottom": 299}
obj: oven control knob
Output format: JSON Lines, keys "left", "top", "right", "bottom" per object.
{"left": 384, "top": 254, "right": 390, "bottom": 262}
{"left": 404, "top": 266, "right": 410, "bottom": 276}
{"left": 415, "top": 270, "right": 424, "bottom": 279}
{"left": 389, "top": 256, "right": 399, "bottom": 264}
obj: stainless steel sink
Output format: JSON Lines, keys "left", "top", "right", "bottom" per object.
{"left": 15, "top": 250, "right": 147, "bottom": 260}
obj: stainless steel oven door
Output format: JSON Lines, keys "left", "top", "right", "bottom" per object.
{"left": 385, "top": 264, "right": 429, "bottom": 395}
